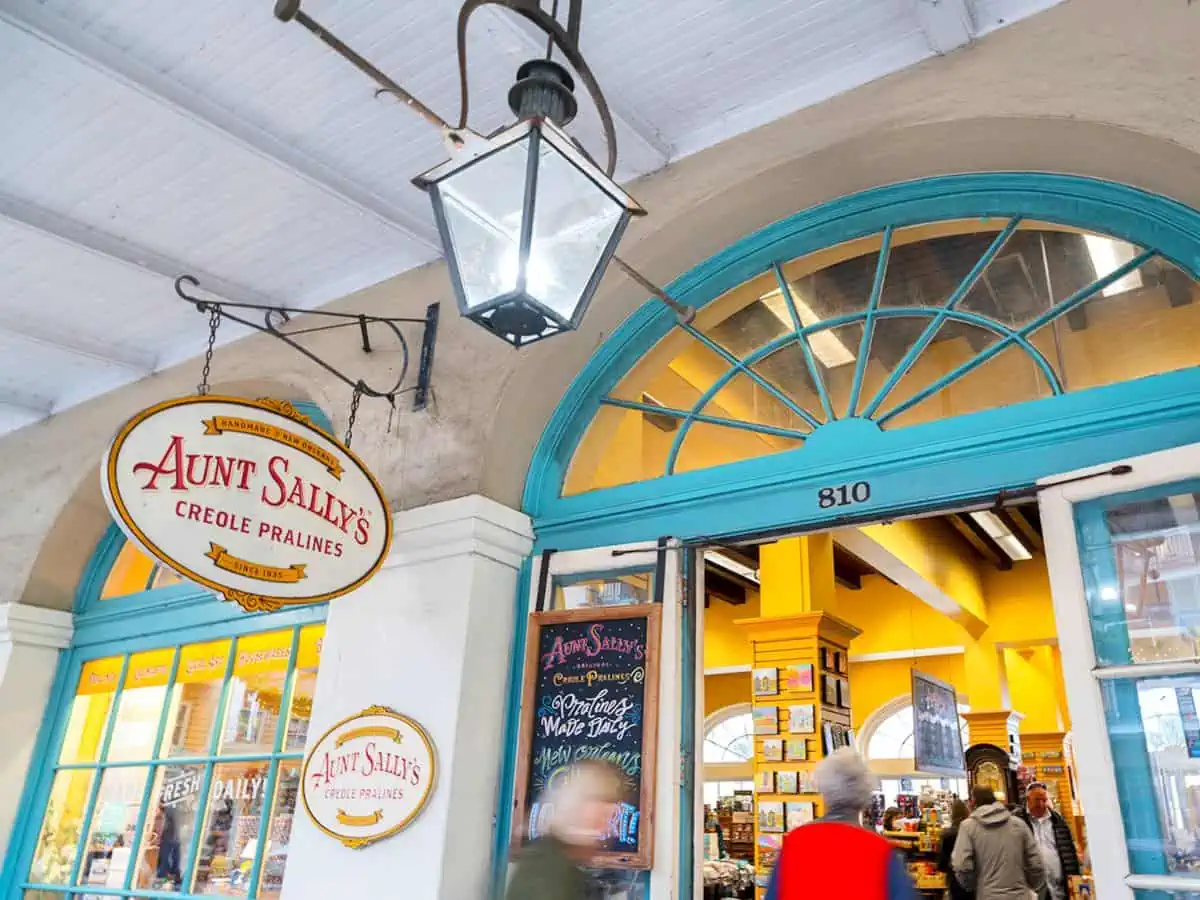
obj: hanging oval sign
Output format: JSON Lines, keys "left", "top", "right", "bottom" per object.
{"left": 102, "top": 395, "right": 392, "bottom": 612}
{"left": 302, "top": 705, "right": 437, "bottom": 849}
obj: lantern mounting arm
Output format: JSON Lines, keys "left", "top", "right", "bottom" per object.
{"left": 274, "top": 0, "right": 619, "bottom": 177}
{"left": 174, "top": 275, "right": 439, "bottom": 411}
{"left": 613, "top": 256, "right": 696, "bottom": 324}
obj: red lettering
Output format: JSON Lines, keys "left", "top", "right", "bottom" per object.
{"left": 175, "top": 500, "right": 188, "bottom": 518}
{"left": 262, "top": 456, "right": 289, "bottom": 506}
{"left": 188, "top": 503, "right": 202, "bottom": 522}
{"left": 202, "top": 506, "right": 215, "bottom": 525}
{"left": 235, "top": 459, "right": 256, "bottom": 491}
{"left": 269, "top": 525, "right": 283, "bottom": 542}
{"left": 333, "top": 542, "right": 343, "bottom": 558}
{"left": 211, "top": 456, "right": 234, "bottom": 487}
{"left": 354, "top": 516, "right": 370, "bottom": 546}
{"left": 132, "top": 435, "right": 187, "bottom": 491}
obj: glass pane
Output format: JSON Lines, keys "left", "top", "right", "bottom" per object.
{"left": 850, "top": 315, "right": 936, "bottom": 418}
{"left": 1101, "top": 674, "right": 1200, "bottom": 875}
{"left": 191, "top": 761, "right": 272, "bottom": 896}
{"left": 956, "top": 228, "right": 1054, "bottom": 328}
{"left": 101, "top": 542, "right": 155, "bottom": 599}
{"left": 876, "top": 324, "right": 1048, "bottom": 429}
{"left": 161, "top": 640, "right": 232, "bottom": 758}
{"left": 700, "top": 371, "right": 812, "bottom": 436}
{"left": 880, "top": 221, "right": 1012, "bottom": 310}
{"left": 807, "top": 323, "right": 863, "bottom": 417}
{"left": 1030, "top": 255, "right": 1200, "bottom": 393}
{"left": 133, "top": 764, "right": 206, "bottom": 892}
{"left": 218, "top": 632, "right": 292, "bottom": 756}
{"left": 149, "top": 565, "right": 184, "bottom": 590}
{"left": 1081, "top": 486, "right": 1200, "bottom": 666}
{"left": 255, "top": 761, "right": 302, "bottom": 900}
{"left": 285, "top": 627, "right": 322, "bottom": 752}
{"left": 564, "top": 403, "right": 670, "bottom": 492}
{"left": 437, "top": 137, "right": 530, "bottom": 312}
{"left": 675, "top": 418, "right": 802, "bottom": 476}
{"left": 28, "top": 769, "right": 95, "bottom": 884}
{"left": 78, "top": 767, "right": 149, "bottom": 889}
{"left": 528, "top": 139, "right": 623, "bottom": 320}
{"left": 552, "top": 571, "right": 654, "bottom": 610}
{"left": 59, "top": 657, "right": 121, "bottom": 764}
{"left": 752, "top": 341, "right": 826, "bottom": 424}
{"left": 108, "top": 649, "right": 174, "bottom": 762}
{"left": 778, "top": 232, "right": 889, "bottom": 321}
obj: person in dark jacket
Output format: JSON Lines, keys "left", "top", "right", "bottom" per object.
{"left": 1015, "top": 783, "right": 1080, "bottom": 900}
{"left": 937, "top": 799, "right": 974, "bottom": 900}
{"left": 764, "top": 748, "right": 917, "bottom": 900}
{"left": 506, "top": 760, "right": 625, "bottom": 900}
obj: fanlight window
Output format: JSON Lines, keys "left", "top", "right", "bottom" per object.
{"left": 566, "top": 219, "right": 1200, "bottom": 495}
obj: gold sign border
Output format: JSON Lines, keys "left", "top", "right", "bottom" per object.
{"left": 300, "top": 705, "right": 438, "bottom": 850}
{"left": 102, "top": 395, "right": 393, "bottom": 613}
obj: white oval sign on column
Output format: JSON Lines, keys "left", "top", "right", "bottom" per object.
{"left": 102, "top": 395, "right": 392, "bottom": 612}
{"left": 302, "top": 706, "right": 437, "bottom": 848}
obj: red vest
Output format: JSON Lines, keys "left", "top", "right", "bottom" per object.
{"left": 776, "top": 822, "right": 893, "bottom": 899}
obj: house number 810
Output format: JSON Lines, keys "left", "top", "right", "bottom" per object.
{"left": 818, "top": 482, "right": 871, "bottom": 509}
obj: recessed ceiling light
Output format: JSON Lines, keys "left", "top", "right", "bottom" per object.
{"left": 1083, "top": 234, "right": 1144, "bottom": 298}
{"left": 760, "top": 287, "right": 855, "bottom": 368}
{"left": 969, "top": 510, "right": 1033, "bottom": 561}
{"left": 706, "top": 550, "right": 760, "bottom": 584}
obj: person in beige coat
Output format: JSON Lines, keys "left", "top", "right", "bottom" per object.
{"left": 952, "top": 786, "right": 1045, "bottom": 900}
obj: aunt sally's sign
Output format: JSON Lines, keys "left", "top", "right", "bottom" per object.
{"left": 102, "top": 396, "right": 392, "bottom": 612}
{"left": 302, "top": 706, "right": 436, "bottom": 849}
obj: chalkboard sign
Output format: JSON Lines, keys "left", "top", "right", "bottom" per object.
{"left": 512, "top": 604, "right": 661, "bottom": 870}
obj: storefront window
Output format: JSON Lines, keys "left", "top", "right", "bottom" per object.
{"left": 23, "top": 624, "right": 324, "bottom": 899}
{"left": 565, "top": 220, "right": 1200, "bottom": 494}
{"left": 551, "top": 570, "right": 654, "bottom": 609}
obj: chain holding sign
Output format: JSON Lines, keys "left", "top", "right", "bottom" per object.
{"left": 103, "top": 395, "right": 392, "bottom": 612}
{"left": 301, "top": 705, "right": 437, "bottom": 849}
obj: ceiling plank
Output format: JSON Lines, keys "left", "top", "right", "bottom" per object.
{"left": 0, "top": 319, "right": 150, "bottom": 375}
{"left": 995, "top": 507, "right": 1041, "bottom": 556}
{"left": 482, "top": 6, "right": 673, "bottom": 173}
{"left": 914, "top": 0, "right": 975, "bottom": 55}
{"left": 0, "top": 2, "right": 440, "bottom": 251}
{"left": 950, "top": 512, "right": 1012, "bottom": 571}
{"left": 0, "top": 189, "right": 273, "bottom": 313}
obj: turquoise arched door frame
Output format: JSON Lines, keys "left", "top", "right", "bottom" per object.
{"left": 0, "top": 401, "right": 333, "bottom": 900}
{"left": 492, "top": 174, "right": 1200, "bottom": 895}
{"left": 523, "top": 173, "right": 1200, "bottom": 551}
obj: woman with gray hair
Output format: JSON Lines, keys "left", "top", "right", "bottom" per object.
{"left": 763, "top": 748, "right": 918, "bottom": 900}
{"left": 506, "top": 760, "right": 625, "bottom": 900}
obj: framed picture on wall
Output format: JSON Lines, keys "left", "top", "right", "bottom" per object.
{"left": 788, "top": 704, "right": 815, "bottom": 734}
{"left": 776, "top": 770, "right": 799, "bottom": 794}
{"left": 762, "top": 739, "right": 784, "bottom": 762}
{"left": 821, "top": 675, "right": 838, "bottom": 706}
{"left": 786, "top": 801, "right": 815, "bottom": 831}
{"left": 836, "top": 651, "right": 847, "bottom": 674}
{"left": 822, "top": 721, "right": 835, "bottom": 755}
{"left": 755, "top": 770, "right": 776, "bottom": 793}
{"left": 758, "top": 801, "right": 785, "bottom": 833}
{"left": 836, "top": 677, "right": 851, "bottom": 709}
{"left": 783, "top": 664, "right": 813, "bottom": 692}
{"left": 753, "top": 707, "right": 779, "bottom": 735}
{"left": 753, "top": 667, "right": 779, "bottom": 697}
{"left": 820, "top": 648, "right": 832, "bottom": 671}
{"left": 785, "top": 738, "right": 807, "bottom": 761}
{"left": 832, "top": 650, "right": 844, "bottom": 674}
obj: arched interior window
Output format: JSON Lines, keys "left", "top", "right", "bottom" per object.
{"left": 703, "top": 709, "right": 754, "bottom": 763}
{"left": 863, "top": 701, "right": 969, "bottom": 774}
{"left": 100, "top": 540, "right": 184, "bottom": 599}
{"left": 565, "top": 220, "right": 1200, "bottom": 495}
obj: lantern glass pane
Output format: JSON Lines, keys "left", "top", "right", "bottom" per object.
{"left": 529, "top": 140, "right": 625, "bottom": 320}
{"left": 438, "top": 137, "right": 532, "bottom": 312}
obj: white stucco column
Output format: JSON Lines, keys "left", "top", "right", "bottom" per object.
{"left": 283, "top": 494, "right": 533, "bottom": 900}
{"left": 0, "top": 603, "right": 72, "bottom": 857}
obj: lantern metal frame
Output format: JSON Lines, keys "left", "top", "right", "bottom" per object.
{"left": 413, "top": 116, "right": 646, "bottom": 347}
{"left": 271, "top": 0, "right": 696, "bottom": 348}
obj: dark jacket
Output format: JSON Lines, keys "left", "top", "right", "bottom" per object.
{"left": 1015, "top": 808, "right": 1081, "bottom": 878}
{"left": 937, "top": 826, "right": 974, "bottom": 900}
{"left": 505, "top": 837, "right": 595, "bottom": 900}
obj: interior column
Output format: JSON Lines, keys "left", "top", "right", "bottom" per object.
{"left": 0, "top": 602, "right": 72, "bottom": 854}
{"left": 281, "top": 495, "right": 533, "bottom": 900}
{"left": 740, "top": 535, "right": 861, "bottom": 898}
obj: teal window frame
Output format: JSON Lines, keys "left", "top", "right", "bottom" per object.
{"left": 491, "top": 173, "right": 1200, "bottom": 896}
{"left": 0, "top": 402, "right": 333, "bottom": 900}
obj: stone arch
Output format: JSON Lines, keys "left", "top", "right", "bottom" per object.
{"left": 14, "top": 377, "right": 322, "bottom": 612}
{"left": 476, "top": 116, "right": 1200, "bottom": 508}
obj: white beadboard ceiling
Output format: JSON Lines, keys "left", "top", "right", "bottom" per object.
{"left": 0, "top": 0, "right": 1060, "bottom": 435}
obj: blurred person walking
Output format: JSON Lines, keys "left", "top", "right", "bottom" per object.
{"left": 506, "top": 760, "right": 625, "bottom": 900}
{"left": 937, "top": 799, "right": 975, "bottom": 900}
{"left": 952, "top": 786, "right": 1044, "bottom": 900}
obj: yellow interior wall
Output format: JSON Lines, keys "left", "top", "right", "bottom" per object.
{"left": 703, "top": 554, "right": 1067, "bottom": 736}
{"left": 705, "top": 672, "right": 752, "bottom": 718}
{"left": 848, "top": 655, "right": 967, "bottom": 729}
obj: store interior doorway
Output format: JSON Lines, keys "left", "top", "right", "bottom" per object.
{"left": 692, "top": 499, "right": 1086, "bottom": 898}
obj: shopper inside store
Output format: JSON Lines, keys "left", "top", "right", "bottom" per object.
{"left": 2, "top": 2, "right": 1199, "bottom": 900}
